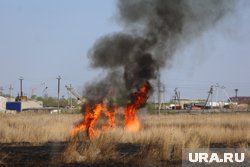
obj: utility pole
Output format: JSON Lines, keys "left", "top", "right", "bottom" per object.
{"left": 157, "top": 72, "right": 161, "bottom": 114}
{"left": 215, "top": 83, "right": 219, "bottom": 103}
{"left": 65, "top": 85, "right": 82, "bottom": 101}
{"left": 9, "top": 84, "right": 13, "bottom": 98}
{"left": 221, "top": 86, "right": 232, "bottom": 103}
{"left": 0, "top": 87, "right": 4, "bottom": 96}
{"left": 174, "top": 89, "right": 177, "bottom": 109}
{"left": 174, "top": 88, "right": 181, "bottom": 109}
{"left": 234, "top": 89, "right": 238, "bottom": 98}
{"left": 57, "top": 76, "right": 61, "bottom": 111}
{"left": 204, "top": 86, "right": 213, "bottom": 110}
{"left": 162, "top": 84, "right": 165, "bottom": 107}
{"left": 43, "top": 86, "right": 48, "bottom": 98}
{"left": 69, "top": 84, "right": 72, "bottom": 108}
{"left": 66, "top": 84, "right": 73, "bottom": 108}
{"left": 156, "top": 70, "right": 166, "bottom": 114}
{"left": 19, "top": 77, "right": 24, "bottom": 96}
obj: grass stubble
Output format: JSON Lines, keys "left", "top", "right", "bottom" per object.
{"left": 0, "top": 112, "right": 249, "bottom": 166}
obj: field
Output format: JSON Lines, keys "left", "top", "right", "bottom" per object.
{"left": 0, "top": 112, "right": 250, "bottom": 166}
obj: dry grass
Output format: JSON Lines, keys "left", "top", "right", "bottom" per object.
{"left": 0, "top": 112, "right": 81, "bottom": 143}
{"left": 1, "top": 112, "right": 250, "bottom": 164}
{"left": 62, "top": 112, "right": 250, "bottom": 164}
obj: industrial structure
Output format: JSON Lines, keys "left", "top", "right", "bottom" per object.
{"left": 0, "top": 74, "right": 249, "bottom": 113}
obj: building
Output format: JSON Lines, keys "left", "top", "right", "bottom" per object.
{"left": 0, "top": 96, "right": 7, "bottom": 111}
{"left": 21, "top": 100, "right": 43, "bottom": 110}
{"left": 173, "top": 99, "right": 205, "bottom": 109}
{"left": 230, "top": 96, "right": 250, "bottom": 104}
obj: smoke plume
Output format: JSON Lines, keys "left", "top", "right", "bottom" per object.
{"left": 84, "top": 0, "right": 235, "bottom": 102}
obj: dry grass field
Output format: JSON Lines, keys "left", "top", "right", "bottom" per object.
{"left": 0, "top": 113, "right": 79, "bottom": 143}
{"left": 0, "top": 112, "right": 250, "bottom": 166}
{"left": 63, "top": 112, "right": 250, "bottom": 165}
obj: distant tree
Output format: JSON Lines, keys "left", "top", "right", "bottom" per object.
{"left": 31, "top": 95, "right": 37, "bottom": 99}
{"left": 34, "top": 96, "right": 79, "bottom": 108}
{"left": 36, "top": 96, "right": 43, "bottom": 101}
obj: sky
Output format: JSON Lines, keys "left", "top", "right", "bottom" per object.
{"left": 0, "top": 0, "right": 250, "bottom": 101}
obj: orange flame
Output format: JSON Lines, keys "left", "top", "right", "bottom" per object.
{"left": 70, "top": 82, "right": 150, "bottom": 139}
{"left": 70, "top": 103, "right": 102, "bottom": 140}
{"left": 124, "top": 82, "right": 150, "bottom": 132}
{"left": 102, "top": 105, "right": 118, "bottom": 130}
{"left": 88, "top": 104, "right": 102, "bottom": 140}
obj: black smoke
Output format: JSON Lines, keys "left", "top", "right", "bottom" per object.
{"left": 84, "top": 0, "right": 235, "bottom": 102}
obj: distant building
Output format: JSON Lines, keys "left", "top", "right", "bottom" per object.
{"left": 230, "top": 96, "right": 250, "bottom": 104}
{"left": 0, "top": 96, "right": 7, "bottom": 111}
{"left": 170, "top": 99, "right": 205, "bottom": 109}
{"left": 21, "top": 100, "right": 43, "bottom": 110}
{"left": 5, "top": 100, "right": 43, "bottom": 112}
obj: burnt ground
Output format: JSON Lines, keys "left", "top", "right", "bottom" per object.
{"left": 1, "top": 142, "right": 249, "bottom": 167}
{"left": 0, "top": 142, "right": 182, "bottom": 167}
{"left": 0, "top": 142, "right": 67, "bottom": 167}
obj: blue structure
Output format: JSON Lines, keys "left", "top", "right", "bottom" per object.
{"left": 6, "top": 102, "right": 22, "bottom": 112}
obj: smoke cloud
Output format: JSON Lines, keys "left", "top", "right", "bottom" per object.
{"left": 84, "top": 0, "right": 235, "bottom": 102}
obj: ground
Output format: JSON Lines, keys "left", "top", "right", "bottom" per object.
{"left": 0, "top": 112, "right": 249, "bottom": 166}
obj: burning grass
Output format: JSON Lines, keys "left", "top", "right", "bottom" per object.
{"left": 70, "top": 82, "right": 151, "bottom": 139}
{"left": 63, "top": 112, "right": 250, "bottom": 165}
{"left": 0, "top": 112, "right": 249, "bottom": 165}
{"left": 63, "top": 82, "right": 250, "bottom": 165}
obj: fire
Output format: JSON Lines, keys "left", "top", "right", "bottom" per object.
{"left": 70, "top": 81, "right": 151, "bottom": 139}
{"left": 70, "top": 103, "right": 103, "bottom": 140}
{"left": 103, "top": 106, "right": 118, "bottom": 129}
{"left": 87, "top": 104, "right": 102, "bottom": 140}
{"left": 124, "top": 82, "right": 150, "bottom": 132}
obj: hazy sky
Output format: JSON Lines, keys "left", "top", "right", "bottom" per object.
{"left": 0, "top": 0, "right": 249, "bottom": 101}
